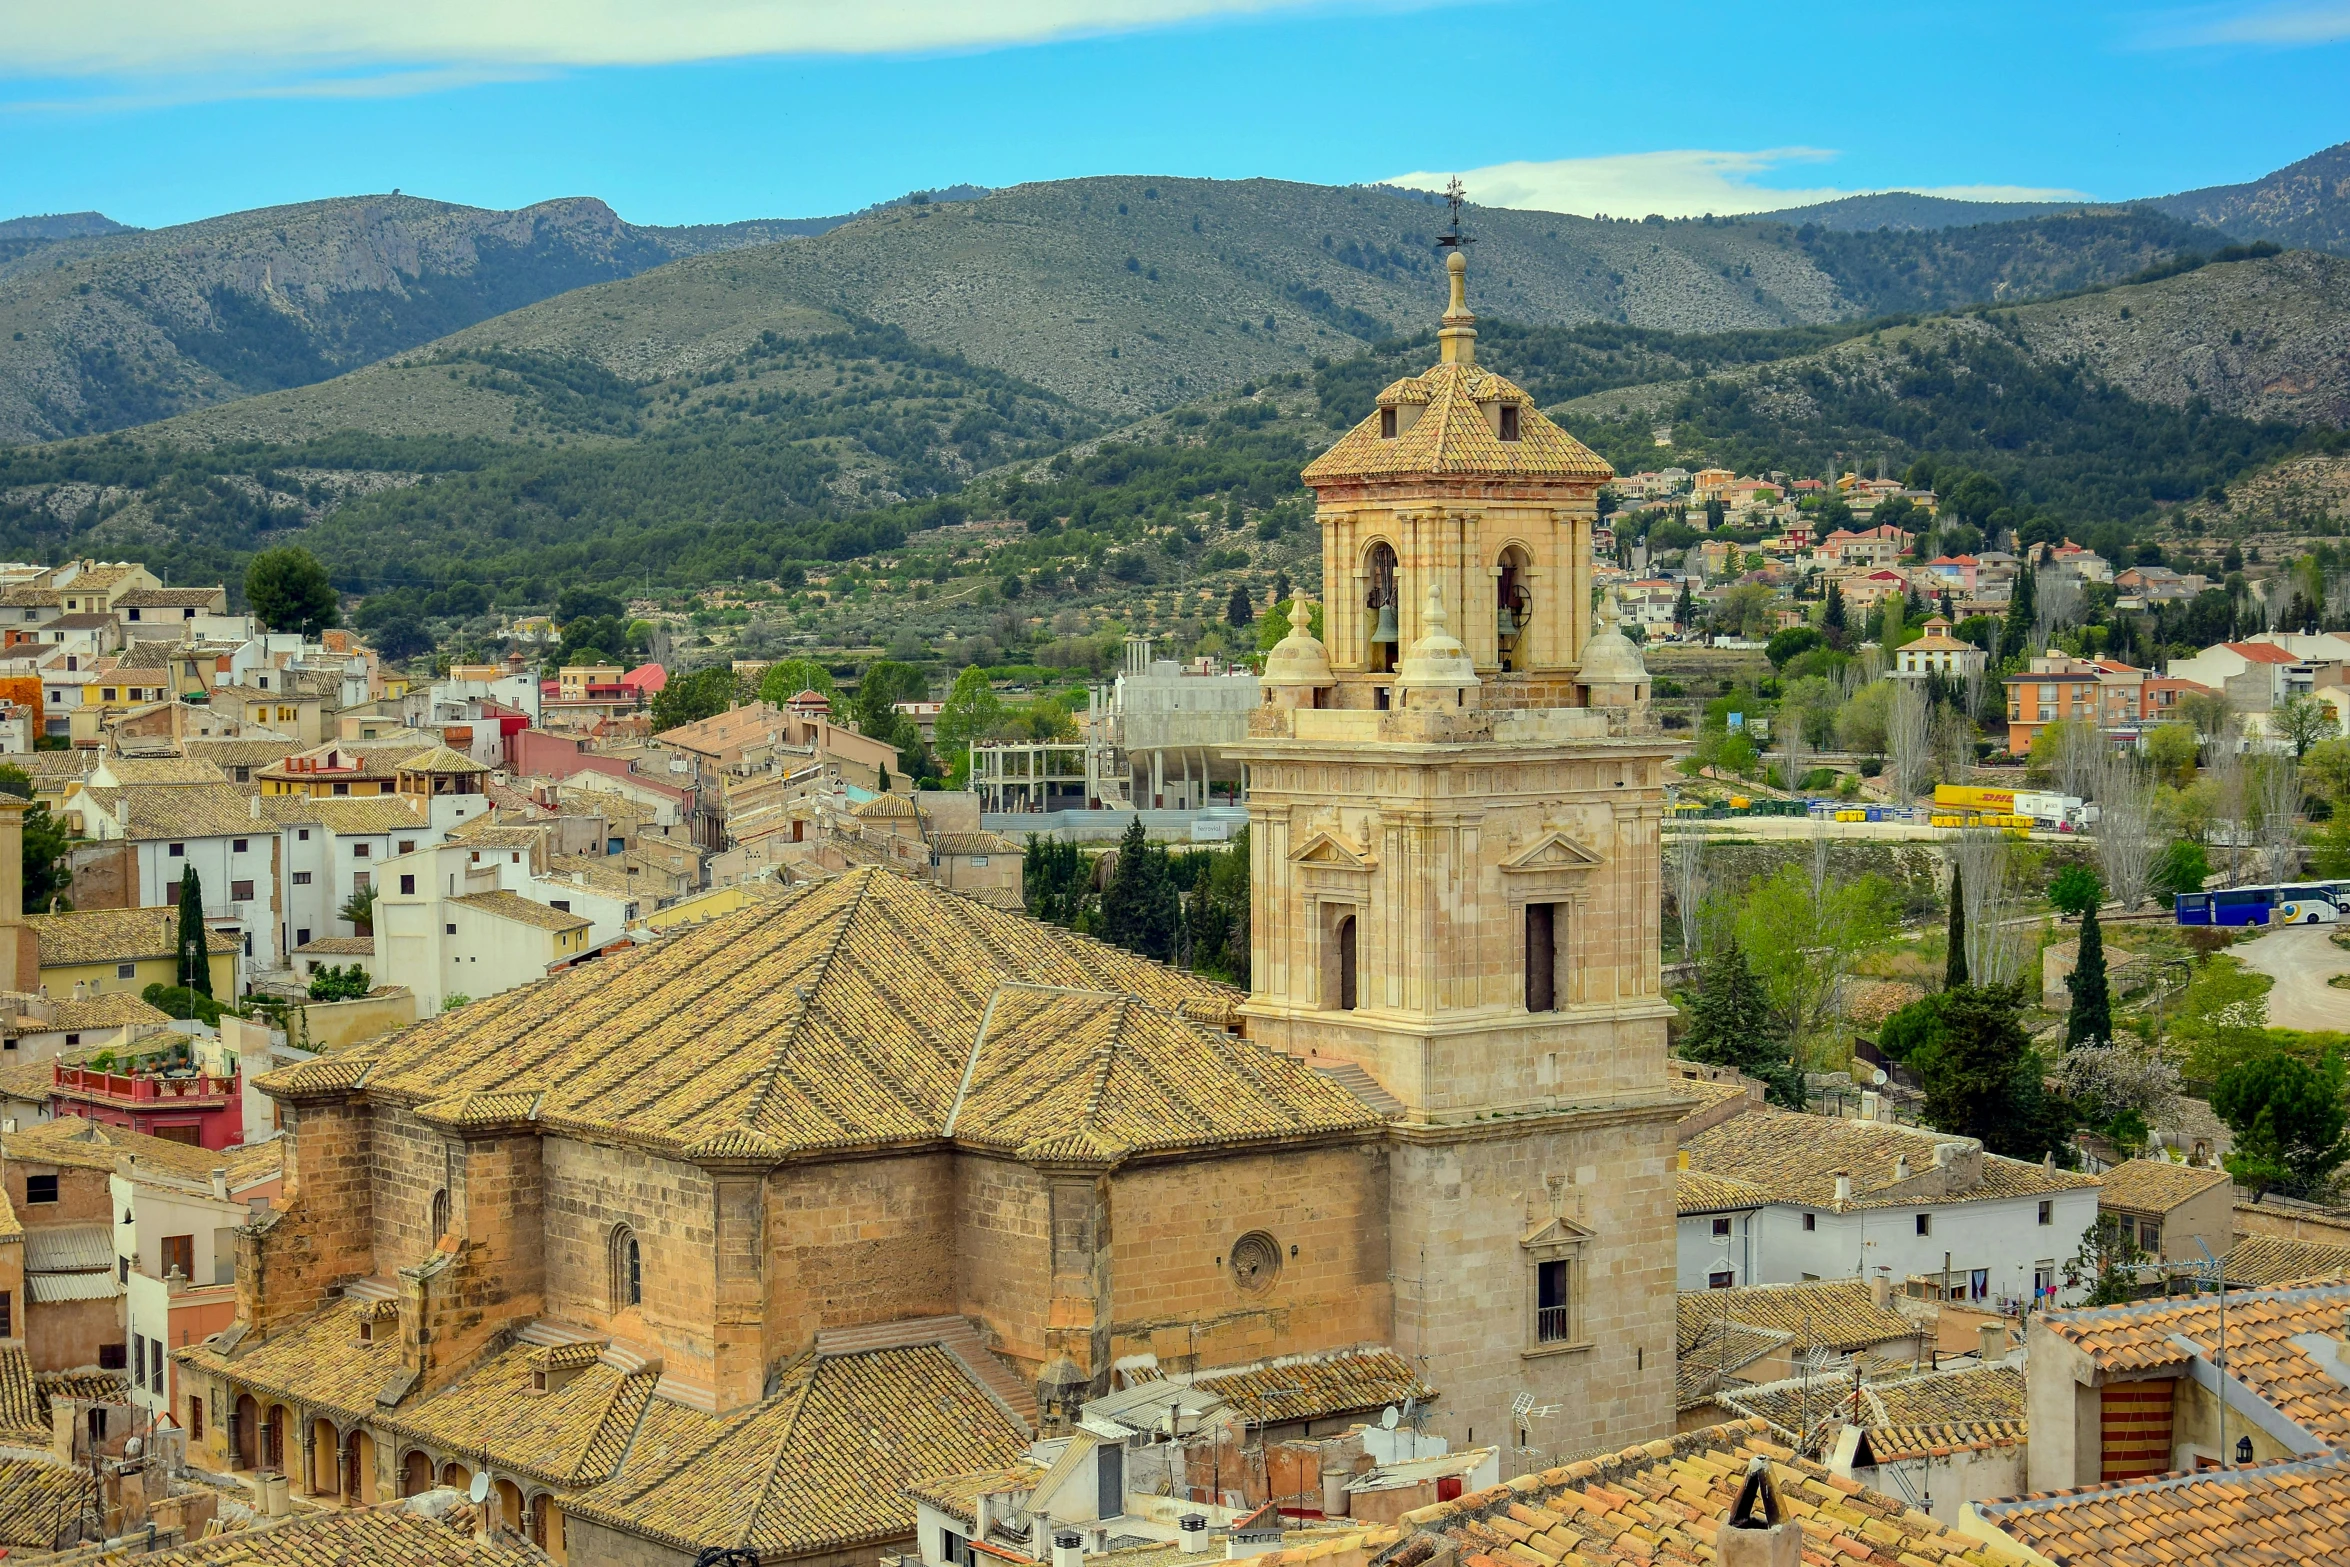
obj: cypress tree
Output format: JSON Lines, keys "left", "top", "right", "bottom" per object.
{"left": 1678, "top": 938, "right": 1803, "bottom": 1107}
{"left": 176, "top": 864, "right": 212, "bottom": 997}
{"left": 2065, "top": 904, "right": 2111, "bottom": 1050}
{"left": 1102, "top": 816, "right": 1179, "bottom": 962}
{"left": 1944, "top": 864, "right": 1969, "bottom": 988}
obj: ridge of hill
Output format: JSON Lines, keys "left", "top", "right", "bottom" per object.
{"left": 2150, "top": 141, "right": 2350, "bottom": 255}
{"left": 0, "top": 177, "right": 2228, "bottom": 444}
{"left": 1746, "top": 192, "right": 2090, "bottom": 231}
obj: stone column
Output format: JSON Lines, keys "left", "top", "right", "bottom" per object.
{"left": 335, "top": 1433, "right": 350, "bottom": 1506}
{"left": 300, "top": 1421, "right": 316, "bottom": 1496}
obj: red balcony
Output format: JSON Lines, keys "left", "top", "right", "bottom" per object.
{"left": 52, "top": 1063, "right": 238, "bottom": 1108}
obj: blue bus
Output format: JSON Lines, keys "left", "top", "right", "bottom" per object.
{"left": 2176, "top": 882, "right": 2350, "bottom": 926}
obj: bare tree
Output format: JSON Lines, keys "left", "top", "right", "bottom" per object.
{"left": 2033, "top": 568, "right": 2082, "bottom": 649}
{"left": 1932, "top": 705, "right": 1974, "bottom": 789}
{"left": 1951, "top": 828, "right": 2029, "bottom": 986}
{"left": 1887, "top": 679, "right": 1932, "bottom": 802}
{"left": 2257, "top": 756, "right": 2306, "bottom": 886}
{"left": 2093, "top": 753, "right": 2159, "bottom": 911}
{"left": 1777, "top": 708, "right": 1811, "bottom": 797}
{"left": 1670, "top": 832, "right": 1707, "bottom": 961}
{"left": 2055, "top": 1043, "right": 2182, "bottom": 1128}
{"left": 2050, "top": 718, "right": 2101, "bottom": 804}
{"left": 2205, "top": 725, "right": 2249, "bottom": 879}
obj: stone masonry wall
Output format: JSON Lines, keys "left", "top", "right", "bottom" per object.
{"left": 956, "top": 1156, "right": 1053, "bottom": 1376}
{"left": 369, "top": 1105, "right": 455, "bottom": 1269}
{"left": 242, "top": 1097, "right": 374, "bottom": 1339}
{"left": 763, "top": 1154, "right": 955, "bottom": 1363}
{"left": 541, "top": 1137, "right": 715, "bottom": 1387}
{"left": 1108, "top": 1144, "right": 1390, "bottom": 1374}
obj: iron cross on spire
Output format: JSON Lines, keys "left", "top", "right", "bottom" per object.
{"left": 1437, "top": 177, "right": 1475, "bottom": 250}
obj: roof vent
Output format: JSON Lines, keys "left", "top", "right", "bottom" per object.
{"left": 1893, "top": 1155, "right": 1910, "bottom": 1182}
{"left": 1832, "top": 1171, "right": 1852, "bottom": 1206}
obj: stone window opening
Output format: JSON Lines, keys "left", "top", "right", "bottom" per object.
{"left": 1322, "top": 908, "right": 1359, "bottom": 1012}
{"left": 1524, "top": 902, "right": 1561, "bottom": 1012}
{"left": 1535, "top": 1258, "right": 1573, "bottom": 1342}
{"left": 610, "top": 1225, "right": 643, "bottom": 1311}
{"left": 1364, "top": 541, "right": 1400, "bottom": 674}
{"left": 1230, "top": 1230, "right": 1282, "bottom": 1294}
{"left": 429, "top": 1189, "right": 449, "bottom": 1242}
{"left": 1522, "top": 1218, "right": 1592, "bottom": 1355}
{"left": 1380, "top": 407, "right": 1397, "bottom": 439}
{"left": 1499, "top": 403, "right": 1521, "bottom": 442}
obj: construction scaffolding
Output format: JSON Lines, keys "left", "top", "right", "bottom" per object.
{"left": 969, "top": 739, "right": 1130, "bottom": 813}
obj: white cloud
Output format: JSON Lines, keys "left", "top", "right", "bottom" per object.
{"left": 2144, "top": 1, "right": 2350, "bottom": 47}
{"left": 0, "top": 0, "right": 1339, "bottom": 80}
{"left": 1384, "top": 149, "right": 2090, "bottom": 219}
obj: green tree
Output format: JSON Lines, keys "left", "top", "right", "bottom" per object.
{"left": 1676, "top": 938, "right": 1803, "bottom": 1106}
{"left": 0, "top": 766, "right": 70, "bottom": 913}
{"left": 2151, "top": 840, "right": 2210, "bottom": 897}
{"left": 851, "top": 660, "right": 937, "bottom": 784}
{"left": 2066, "top": 1214, "right": 2150, "bottom": 1307}
{"left": 1915, "top": 982, "right": 2064, "bottom": 1159}
{"left": 1226, "top": 585, "right": 1254, "bottom": 628}
{"left": 244, "top": 546, "right": 341, "bottom": 637}
{"left": 2144, "top": 722, "right": 2199, "bottom": 787}
{"left": 2001, "top": 557, "right": 2036, "bottom": 659}
{"left": 935, "top": 666, "right": 1006, "bottom": 788}
{"left": 340, "top": 883, "right": 377, "bottom": 936}
{"left": 2273, "top": 694, "right": 2339, "bottom": 760}
{"left": 1734, "top": 863, "right": 1898, "bottom": 1058}
{"left": 2065, "top": 905, "right": 2111, "bottom": 1050}
{"left": 754, "top": 658, "right": 839, "bottom": 709}
{"left": 176, "top": 864, "right": 211, "bottom": 997}
{"left": 1257, "top": 597, "right": 1325, "bottom": 652}
{"left": 2048, "top": 864, "right": 2104, "bottom": 919}
{"left": 1765, "top": 625, "right": 1823, "bottom": 670}
{"left": 2213, "top": 1051, "right": 2350, "bottom": 1199}
{"left": 1822, "top": 579, "right": 1848, "bottom": 643}
{"left": 650, "top": 666, "right": 740, "bottom": 733}
{"left": 1876, "top": 993, "right": 1947, "bottom": 1062}
{"left": 307, "top": 963, "right": 373, "bottom": 1002}
{"left": 1022, "top": 835, "right": 1093, "bottom": 928}
{"left": 1944, "top": 864, "right": 1969, "bottom": 988}
{"left": 1177, "top": 828, "right": 1251, "bottom": 985}
{"left": 1101, "top": 816, "right": 1179, "bottom": 962}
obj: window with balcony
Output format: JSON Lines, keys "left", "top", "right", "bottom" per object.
{"left": 1536, "top": 1258, "right": 1572, "bottom": 1342}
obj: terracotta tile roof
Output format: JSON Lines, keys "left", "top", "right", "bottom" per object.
{"left": 25, "top": 907, "right": 240, "bottom": 967}
{"left": 0, "top": 1345, "right": 46, "bottom": 1443}
{"left": 374, "top": 1338, "right": 660, "bottom": 1488}
{"left": 850, "top": 792, "right": 919, "bottom": 819}
{"left": 0, "top": 1453, "right": 98, "bottom": 1550}
{"left": 300, "top": 796, "right": 430, "bottom": 834}
{"left": 545, "top": 854, "right": 637, "bottom": 894}
{"left": 1974, "top": 1451, "right": 2350, "bottom": 1565}
{"left": 2226, "top": 1233, "right": 2350, "bottom": 1287}
{"left": 294, "top": 936, "right": 377, "bottom": 957}
{"left": 1683, "top": 1104, "right": 2098, "bottom": 1209}
{"left": 2097, "top": 1157, "right": 2233, "bottom": 1215}
{"left": 452, "top": 891, "right": 592, "bottom": 933}
{"left": 2040, "top": 1282, "right": 2350, "bottom": 1443}
{"left": 566, "top": 1344, "right": 1028, "bottom": 1558}
{"left": 397, "top": 745, "right": 491, "bottom": 774}
{"left": 114, "top": 588, "right": 223, "bottom": 608}
{"left": 118, "top": 1502, "right": 554, "bottom": 1563}
{"left": 933, "top": 831, "right": 1022, "bottom": 856}
{"left": 179, "top": 1292, "right": 404, "bottom": 1422}
{"left": 14, "top": 991, "right": 174, "bottom": 1032}
{"left": 0, "top": 586, "right": 60, "bottom": 607}
{"left": 902, "top": 1461, "right": 1048, "bottom": 1528}
{"left": 181, "top": 738, "right": 304, "bottom": 771}
{"left": 1673, "top": 1319, "right": 1790, "bottom": 1411}
{"left": 1303, "top": 360, "right": 1611, "bottom": 485}
{"left": 1723, "top": 1362, "right": 2026, "bottom": 1462}
{"left": 1250, "top": 1419, "right": 2008, "bottom": 1567}
{"left": 94, "top": 757, "right": 229, "bottom": 785}
{"left": 1676, "top": 1281, "right": 1917, "bottom": 1357}
{"left": 98, "top": 782, "right": 266, "bottom": 841}
{"left": 3, "top": 1115, "right": 283, "bottom": 1187}
{"left": 1140, "top": 1347, "right": 1432, "bottom": 1426}
{"left": 254, "top": 868, "right": 1344, "bottom": 1164}
{"left": 2226, "top": 641, "right": 2301, "bottom": 664}
{"left": 1675, "top": 1171, "right": 1773, "bottom": 1215}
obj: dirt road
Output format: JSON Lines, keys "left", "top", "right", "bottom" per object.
{"left": 2233, "top": 924, "right": 2350, "bottom": 1031}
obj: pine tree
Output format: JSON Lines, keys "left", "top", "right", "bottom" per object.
{"left": 176, "top": 864, "right": 211, "bottom": 996}
{"left": 1944, "top": 864, "right": 1969, "bottom": 988}
{"left": 1102, "top": 816, "right": 1179, "bottom": 961}
{"left": 1677, "top": 938, "right": 1804, "bottom": 1107}
{"left": 2065, "top": 904, "right": 2111, "bottom": 1050}
{"left": 1226, "top": 584, "right": 1254, "bottom": 628}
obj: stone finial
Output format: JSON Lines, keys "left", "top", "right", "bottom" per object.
{"left": 1575, "top": 586, "right": 1650, "bottom": 699}
{"left": 1395, "top": 578, "right": 1479, "bottom": 709}
{"left": 1439, "top": 250, "right": 1477, "bottom": 366}
{"left": 1262, "top": 596, "right": 1335, "bottom": 704}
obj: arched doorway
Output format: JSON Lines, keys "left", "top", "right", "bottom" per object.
{"left": 1496, "top": 547, "right": 1532, "bottom": 671}
{"left": 1331, "top": 912, "right": 1358, "bottom": 1011}
{"left": 402, "top": 1450, "right": 432, "bottom": 1497}
{"left": 495, "top": 1478, "right": 523, "bottom": 1533}
{"left": 234, "top": 1394, "right": 259, "bottom": 1471}
{"left": 1364, "top": 542, "right": 1399, "bottom": 673}
{"left": 264, "top": 1405, "right": 290, "bottom": 1473}
{"left": 310, "top": 1418, "right": 339, "bottom": 1496}
{"left": 441, "top": 1460, "right": 470, "bottom": 1493}
{"left": 350, "top": 1430, "right": 377, "bottom": 1504}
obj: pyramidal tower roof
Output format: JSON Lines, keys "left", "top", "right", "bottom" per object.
{"left": 1302, "top": 248, "right": 1613, "bottom": 486}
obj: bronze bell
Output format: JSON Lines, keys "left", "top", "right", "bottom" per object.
{"left": 1496, "top": 602, "right": 1517, "bottom": 638}
{"left": 1371, "top": 601, "right": 1399, "bottom": 644}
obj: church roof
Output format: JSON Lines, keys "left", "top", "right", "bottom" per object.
{"left": 257, "top": 867, "right": 1381, "bottom": 1164}
{"left": 1302, "top": 360, "right": 1612, "bottom": 485}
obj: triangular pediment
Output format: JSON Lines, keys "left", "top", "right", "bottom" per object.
{"left": 1501, "top": 830, "right": 1604, "bottom": 872}
{"left": 1521, "top": 1214, "right": 1598, "bottom": 1248}
{"left": 1288, "top": 828, "right": 1373, "bottom": 869}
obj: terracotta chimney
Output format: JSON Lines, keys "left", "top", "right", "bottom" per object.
{"left": 1980, "top": 1322, "right": 2006, "bottom": 1363}
{"left": 0, "top": 799, "right": 38, "bottom": 992}
{"left": 1870, "top": 1275, "right": 1893, "bottom": 1309}
{"left": 1716, "top": 1458, "right": 1801, "bottom": 1567}
{"left": 1832, "top": 1171, "right": 1852, "bottom": 1207}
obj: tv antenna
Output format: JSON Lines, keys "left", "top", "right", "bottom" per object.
{"left": 1438, "top": 178, "right": 1475, "bottom": 251}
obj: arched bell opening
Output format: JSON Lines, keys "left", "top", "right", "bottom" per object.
{"left": 1364, "top": 542, "right": 1400, "bottom": 674}
{"left": 1496, "top": 547, "right": 1533, "bottom": 672}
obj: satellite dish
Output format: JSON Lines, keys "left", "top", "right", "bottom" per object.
{"left": 468, "top": 1472, "right": 490, "bottom": 1505}
{"left": 1380, "top": 1405, "right": 1400, "bottom": 1430}
{"left": 1872, "top": 1068, "right": 1889, "bottom": 1087}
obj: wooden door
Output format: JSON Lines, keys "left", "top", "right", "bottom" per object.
{"left": 2100, "top": 1380, "right": 2174, "bottom": 1481}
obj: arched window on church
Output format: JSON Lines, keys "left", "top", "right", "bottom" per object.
{"left": 1496, "top": 548, "right": 1532, "bottom": 672}
{"left": 1333, "top": 914, "right": 1358, "bottom": 1011}
{"left": 610, "top": 1226, "right": 642, "bottom": 1311}
{"left": 1365, "top": 542, "right": 1399, "bottom": 674}
{"left": 429, "top": 1189, "right": 449, "bottom": 1241}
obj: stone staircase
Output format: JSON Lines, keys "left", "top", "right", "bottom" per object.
{"left": 815, "top": 1315, "right": 1039, "bottom": 1430}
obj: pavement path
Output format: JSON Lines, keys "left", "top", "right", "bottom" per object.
{"left": 2233, "top": 924, "right": 2350, "bottom": 1031}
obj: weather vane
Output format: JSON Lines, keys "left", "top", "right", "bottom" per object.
{"left": 1438, "top": 177, "right": 1474, "bottom": 250}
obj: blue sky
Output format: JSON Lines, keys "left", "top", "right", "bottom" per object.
{"left": 3, "top": 1, "right": 2348, "bottom": 229}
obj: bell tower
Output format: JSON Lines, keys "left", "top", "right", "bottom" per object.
{"left": 1237, "top": 242, "right": 1680, "bottom": 1461}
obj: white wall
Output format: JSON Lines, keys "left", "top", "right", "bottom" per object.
{"left": 1679, "top": 1190, "right": 2101, "bottom": 1308}
{"left": 1677, "top": 1210, "right": 1761, "bottom": 1290}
